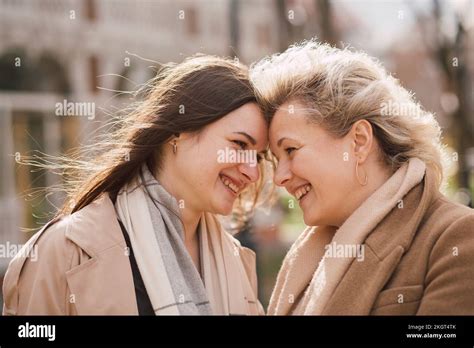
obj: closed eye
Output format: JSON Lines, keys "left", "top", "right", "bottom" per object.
{"left": 233, "top": 140, "right": 265, "bottom": 163}
{"left": 232, "top": 140, "right": 247, "bottom": 149}
{"left": 285, "top": 147, "right": 296, "bottom": 155}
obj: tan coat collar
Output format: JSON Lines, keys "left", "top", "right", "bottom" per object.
{"left": 63, "top": 194, "right": 126, "bottom": 257}
{"left": 366, "top": 166, "right": 439, "bottom": 259}
{"left": 322, "top": 168, "right": 439, "bottom": 314}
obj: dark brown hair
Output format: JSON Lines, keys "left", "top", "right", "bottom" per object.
{"left": 26, "top": 54, "right": 273, "bottom": 224}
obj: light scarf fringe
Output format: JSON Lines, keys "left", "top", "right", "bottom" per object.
{"left": 115, "top": 165, "right": 253, "bottom": 315}
{"left": 268, "top": 157, "right": 427, "bottom": 315}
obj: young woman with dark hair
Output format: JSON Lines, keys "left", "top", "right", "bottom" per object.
{"left": 3, "top": 55, "right": 269, "bottom": 315}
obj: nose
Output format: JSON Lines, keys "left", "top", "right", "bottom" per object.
{"left": 274, "top": 160, "right": 292, "bottom": 187}
{"left": 238, "top": 163, "right": 260, "bottom": 183}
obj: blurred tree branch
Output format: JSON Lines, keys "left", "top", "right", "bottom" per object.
{"left": 276, "top": 0, "right": 339, "bottom": 50}
{"left": 409, "top": 0, "right": 473, "bottom": 194}
{"left": 229, "top": 0, "right": 240, "bottom": 57}
{"left": 317, "top": 0, "right": 338, "bottom": 46}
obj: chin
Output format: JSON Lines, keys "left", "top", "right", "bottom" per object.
{"left": 216, "top": 207, "right": 233, "bottom": 216}
{"left": 212, "top": 201, "right": 234, "bottom": 216}
{"left": 303, "top": 211, "right": 321, "bottom": 226}
{"left": 222, "top": 201, "right": 235, "bottom": 215}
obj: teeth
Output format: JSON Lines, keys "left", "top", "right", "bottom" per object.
{"left": 295, "top": 184, "right": 312, "bottom": 200}
{"left": 221, "top": 175, "right": 239, "bottom": 194}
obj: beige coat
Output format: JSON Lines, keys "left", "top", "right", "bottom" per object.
{"left": 269, "top": 166, "right": 474, "bottom": 315}
{"left": 2, "top": 195, "right": 261, "bottom": 315}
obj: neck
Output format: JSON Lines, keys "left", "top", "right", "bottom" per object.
{"left": 155, "top": 165, "right": 201, "bottom": 243}
{"left": 181, "top": 208, "right": 201, "bottom": 243}
{"left": 337, "top": 162, "right": 393, "bottom": 227}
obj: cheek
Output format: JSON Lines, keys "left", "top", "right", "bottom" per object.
{"left": 176, "top": 146, "right": 217, "bottom": 190}
{"left": 297, "top": 144, "right": 351, "bottom": 193}
{"left": 291, "top": 147, "right": 333, "bottom": 184}
{"left": 188, "top": 139, "right": 221, "bottom": 172}
{"left": 290, "top": 153, "right": 313, "bottom": 181}
{"left": 318, "top": 150, "right": 353, "bottom": 202}
{"left": 199, "top": 158, "right": 223, "bottom": 186}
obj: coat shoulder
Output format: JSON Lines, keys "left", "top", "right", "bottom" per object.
{"left": 427, "top": 196, "right": 474, "bottom": 258}
{"left": 416, "top": 197, "right": 474, "bottom": 314}
{"left": 432, "top": 194, "right": 473, "bottom": 218}
{"left": 2, "top": 216, "right": 84, "bottom": 315}
{"left": 419, "top": 195, "right": 473, "bottom": 241}
{"left": 1, "top": 195, "right": 119, "bottom": 315}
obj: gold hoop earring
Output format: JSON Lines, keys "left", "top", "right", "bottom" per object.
{"left": 172, "top": 140, "right": 177, "bottom": 154}
{"left": 355, "top": 161, "right": 368, "bottom": 186}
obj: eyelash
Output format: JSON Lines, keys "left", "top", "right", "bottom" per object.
{"left": 232, "top": 140, "right": 263, "bottom": 163}
{"left": 285, "top": 147, "right": 297, "bottom": 155}
{"left": 232, "top": 140, "right": 247, "bottom": 149}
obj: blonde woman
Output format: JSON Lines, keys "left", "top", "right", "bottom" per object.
{"left": 250, "top": 41, "right": 474, "bottom": 315}
{"left": 3, "top": 55, "right": 268, "bottom": 315}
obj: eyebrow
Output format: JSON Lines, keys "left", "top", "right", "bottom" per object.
{"left": 277, "top": 137, "right": 287, "bottom": 147}
{"left": 233, "top": 132, "right": 256, "bottom": 145}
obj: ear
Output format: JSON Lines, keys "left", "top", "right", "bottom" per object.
{"left": 350, "top": 120, "right": 373, "bottom": 164}
{"left": 168, "top": 133, "right": 180, "bottom": 144}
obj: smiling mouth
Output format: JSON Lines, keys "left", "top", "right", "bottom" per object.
{"left": 219, "top": 174, "right": 241, "bottom": 195}
{"left": 295, "top": 184, "right": 312, "bottom": 201}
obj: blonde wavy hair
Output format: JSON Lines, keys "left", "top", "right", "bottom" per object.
{"left": 250, "top": 39, "right": 447, "bottom": 187}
